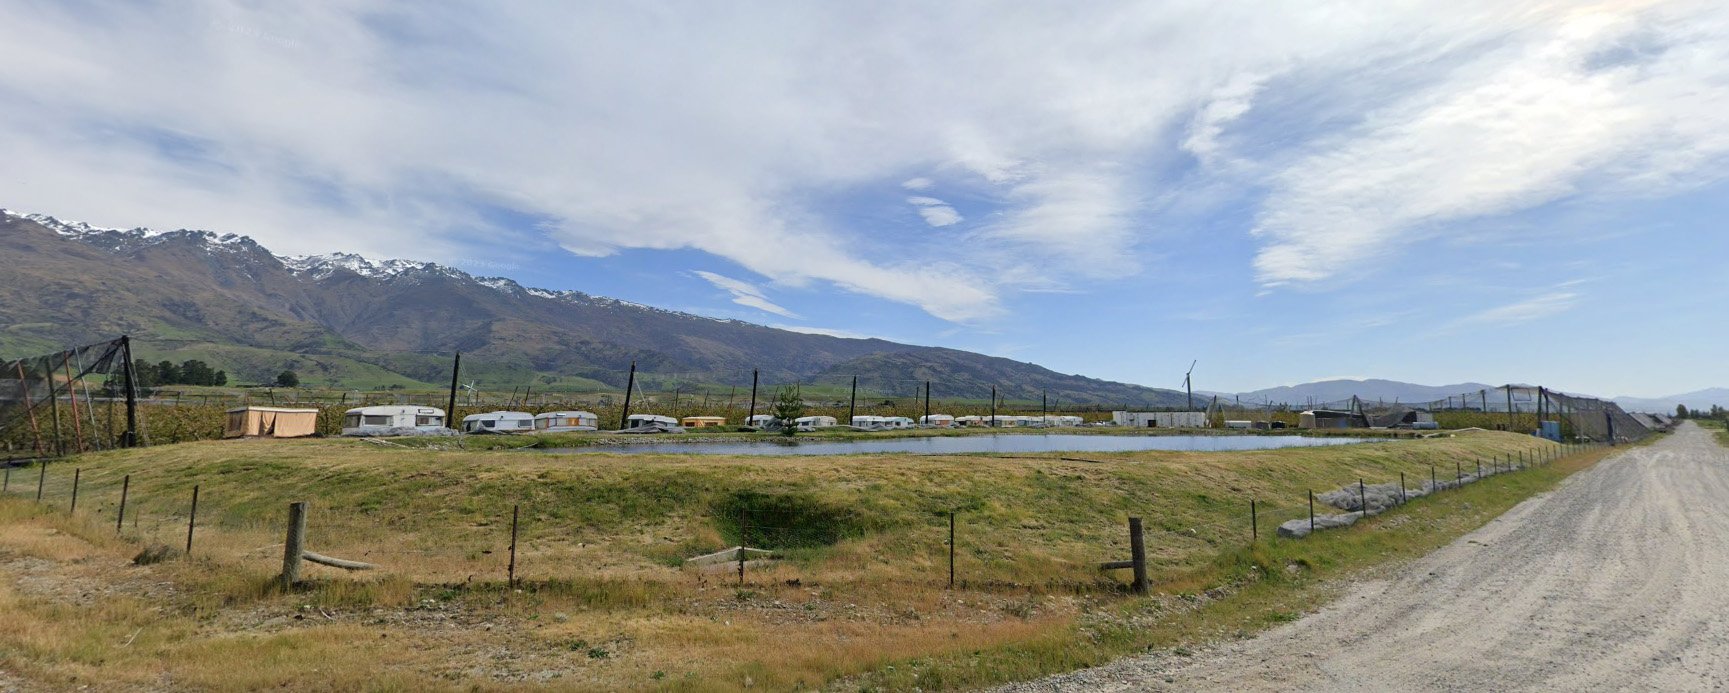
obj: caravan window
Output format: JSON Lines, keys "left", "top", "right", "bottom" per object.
{"left": 344, "top": 414, "right": 361, "bottom": 428}
{"left": 418, "top": 415, "right": 442, "bottom": 426}
{"left": 363, "top": 415, "right": 392, "bottom": 426}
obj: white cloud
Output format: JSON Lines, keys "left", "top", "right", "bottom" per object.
{"left": 906, "top": 196, "right": 962, "bottom": 227}
{"left": 0, "top": 0, "right": 1724, "bottom": 323}
{"left": 1253, "top": 2, "right": 1729, "bottom": 285}
{"left": 1453, "top": 291, "right": 1580, "bottom": 328}
{"left": 691, "top": 270, "right": 799, "bottom": 319}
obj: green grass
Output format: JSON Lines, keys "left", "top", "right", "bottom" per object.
{"left": 0, "top": 430, "right": 1606, "bottom": 690}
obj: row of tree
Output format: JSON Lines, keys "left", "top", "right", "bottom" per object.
{"left": 132, "top": 359, "right": 227, "bottom": 387}
{"left": 1676, "top": 404, "right": 1728, "bottom": 420}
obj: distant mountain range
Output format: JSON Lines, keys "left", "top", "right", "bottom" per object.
{"left": 1228, "top": 379, "right": 1499, "bottom": 406}
{"left": 1612, "top": 389, "right": 1729, "bottom": 414}
{"left": 0, "top": 208, "right": 1191, "bottom": 406}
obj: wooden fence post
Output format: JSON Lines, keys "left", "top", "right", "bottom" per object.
{"left": 508, "top": 504, "right": 519, "bottom": 587}
{"left": 1128, "top": 517, "right": 1148, "bottom": 595}
{"left": 1308, "top": 490, "right": 1315, "bottom": 533}
{"left": 281, "top": 501, "right": 307, "bottom": 586}
{"left": 36, "top": 460, "right": 47, "bottom": 501}
{"left": 116, "top": 474, "right": 129, "bottom": 534}
{"left": 1250, "top": 500, "right": 1258, "bottom": 542}
{"left": 948, "top": 511, "right": 956, "bottom": 589}
{"left": 185, "top": 485, "right": 200, "bottom": 556}
{"left": 70, "top": 468, "right": 80, "bottom": 513}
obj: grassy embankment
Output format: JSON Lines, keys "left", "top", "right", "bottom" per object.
{"left": 0, "top": 430, "right": 1610, "bottom": 690}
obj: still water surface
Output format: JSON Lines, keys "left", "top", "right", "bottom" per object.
{"left": 540, "top": 434, "right": 1373, "bottom": 456}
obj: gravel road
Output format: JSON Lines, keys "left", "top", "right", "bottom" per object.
{"left": 1003, "top": 422, "right": 1729, "bottom": 692}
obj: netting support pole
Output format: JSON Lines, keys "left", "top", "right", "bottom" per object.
{"left": 62, "top": 354, "right": 85, "bottom": 454}
{"left": 445, "top": 352, "right": 461, "bottom": 431}
{"left": 47, "top": 359, "right": 64, "bottom": 458}
{"left": 14, "top": 361, "right": 43, "bottom": 456}
{"left": 619, "top": 361, "right": 636, "bottom": 430}
{"left": 120, "top": 336, "right": 139, "bottom": 448}
{"left": 747, "top": 370, "right": 758, "bottom": 427}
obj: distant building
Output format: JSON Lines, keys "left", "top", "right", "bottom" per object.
{"left": 462, "top": 411, "right": 535, "bottom": 434}
{"left": 1298, "top": 409, "right": 1366, "bottom": 429}
{"left": 1112, "top": 411, "right": 1208, "bottom": 428}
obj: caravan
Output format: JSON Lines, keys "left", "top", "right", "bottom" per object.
{"left": 919, "top": 414, "right": 956, "bottom": 427}
{"left": 794, "top": 415, "right": 837, "bottom": 431}
{"left": 534, "top": 411, "right": 599, "bottom": 432}
{"left": 462, "top": 411, "right": 536, "bottom": 434}
{"left": 341, "top": 406, "right": 447, "bottom": 436}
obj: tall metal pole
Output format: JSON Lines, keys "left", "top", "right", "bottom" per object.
{"left": 990, "top": 386, "right": 997, "bottom": 427}
{"left": 120, "top": 336, "right": 139, "bottom": 447}
{"left": 14, "top": 361, "right": 44, "bottom": 455}
{"left": 47, "top": 358, "right": 64, "bottom": 457}
{"left": 444, "top": 352, "right": 461, "bottom": 430}
{"left": 619, "top": 361, "right": 636, "bottom": 429}
{"left": 1506, "top": 385, "right": 1515, "bottom": 431}
{"left": 924, "top": 381, "right": 931, "bottom": 425}
{"left": 747, "top": 369, "right": 758, "bottom": 425}
{"left": 848, "top": 376, "right": 857, "bottom": 424}
{"left": 63, "top": 353, "right": 85, "bottom": 454}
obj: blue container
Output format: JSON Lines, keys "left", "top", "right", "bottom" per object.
{"left": 1538, "top": 420, "right": 1562, "bottom": 442}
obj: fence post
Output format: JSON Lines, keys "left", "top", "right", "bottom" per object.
{"left": 1456, "top": 461, "right": 1461, "bottom": 484}
{"left": 281, "top": 501, "right": 307, "bottom": 586}
{"left": 737, "top": 507, "right": 746, "bottom": 586}
{"left": 70, "top": 468, "right": 80, "bottom": 513}
{"left": 1251, "top": 500, "right": 1258, "bottom": 542}
{"left": 116, "top": 474, "right": 129, "bottom": 534}
{"left": 185, "top": 485, "right": 200, "bottom": 556}
{"left": 508, "top": 504, "right": 520, "bottom": 587}
{"left": 3, "top": 465, "right": 9, "bottom": 493}
{"left": 1430, "top": 465, "right": 1436, "bottom": 492}
{"left": 1127, "top": 517, "right": 1148, "bottom": 595}
{"left": 1308, "top": 490, "right": 1315, "bottom": 533}
{"left": 1399, "top": 472, "right": 1406, "bottom": 505}
{"left": 37, "top": 461, "right": 47, "bottom": 501}
{"left": 948, "top": 511, "right": 956, "bottom": 589}
{"left": 1358, "top": 479, "right": 1366, "bottom": 514}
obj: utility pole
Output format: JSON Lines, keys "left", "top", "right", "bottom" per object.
{"left": 747, "top": 369, "right": 758, "bottom": 425}
{"left": 924, "top": 380, "right": 931, "bottom": 425}
{"left": 120, "top": 336, "right": 139, "bottom": 447}
{"left": 990, "top": 386, "right": 997, "bottom": 427}
{"left": 444, "top": 352, "right": 461, "bottom": 430}
{"left": 848, "top": 376, "right": 857, "bottom": 424}
{"left": 619, "top": 361, "right": 636, "bottom": 429}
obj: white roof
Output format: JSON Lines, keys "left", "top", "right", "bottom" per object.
{"left": 463, "top": 411, "right": 534, "bottom": 422}
{"left": 346, "top": 405, "right": 444, "bottom": 416}
{"left": 534, "top": 410, "right": 596, "bottom": 419}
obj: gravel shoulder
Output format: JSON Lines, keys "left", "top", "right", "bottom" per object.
{"left": 1004, "top": 422, "right": 1729, "bottom": 692}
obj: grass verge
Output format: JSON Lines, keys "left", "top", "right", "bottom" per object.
{"left": 0, "top": 432, "right": 1610, "bottom": 690}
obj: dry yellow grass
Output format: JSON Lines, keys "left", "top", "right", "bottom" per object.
{"left": 0, "top": 430, "right": 1601, "bottom": 690}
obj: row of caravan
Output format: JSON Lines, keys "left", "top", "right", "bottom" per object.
{"left": 330, "top": 405, "right": 1089, "bottom": 437}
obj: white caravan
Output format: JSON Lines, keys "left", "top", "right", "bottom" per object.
{"left": 534, "top": 411, "right": 599, "bottom": 432}
{"left": 341, "top": 406, "right": 446, "bottom": 436}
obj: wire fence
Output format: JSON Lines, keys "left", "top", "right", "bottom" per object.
{"left": 0, "top": 438, "right": 1607, "bottom": 595}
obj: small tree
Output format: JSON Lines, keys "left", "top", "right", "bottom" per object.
{"left": 770, "top": 385, "right": 804, "bottom": 437}
{"left": 1677, "top": 404, "right": 1691, "bottom": 419}
{"left": 275, "top": 370, "right": 300, "bottom": 388}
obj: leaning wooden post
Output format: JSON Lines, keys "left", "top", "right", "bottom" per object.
{"left": 1358, "top": 479, "right": 1366, "bottom": 514}
{"left": 185, "top": 485, "right": 200, "bottom": 556}
{"left": 70, "top": 468, "right": 80, "bottom": 513}
{"left": 508, "top": 504, "right": 520, "bottom": 587}
{"left": 281, "top": 501, "right": 307, "bottom": 586}
{"left": 1250, "top": 500, "right": 1258, "bottom": 542}
{"left": 947, "top": 511, "right": 957, "bottom": 589}
{"left": 36, "top": 460, "right": 47, "bottom": 501}
{"left": 116, "top": 474, "right": 129, "bottom": 534}
{"left": 1399, "top": 472, "right": 1406, "bottom": 505}
{"left": 1308, "top": 490, "right": 1315, "bottom": 533}
{"left": 1127, "top": 517, "right": 1148, "bottom": 594}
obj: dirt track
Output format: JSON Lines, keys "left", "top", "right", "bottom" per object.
{"left": 1005, "top": 422, "right": 1729, "bottom": 692}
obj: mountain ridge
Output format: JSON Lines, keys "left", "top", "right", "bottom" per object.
{"left": 0, "top": 207, "right": 1190, "bottom": 406}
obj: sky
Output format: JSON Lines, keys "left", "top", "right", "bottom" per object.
{"left": 2, "top": 1, "right": 1727, "bottom": 398}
